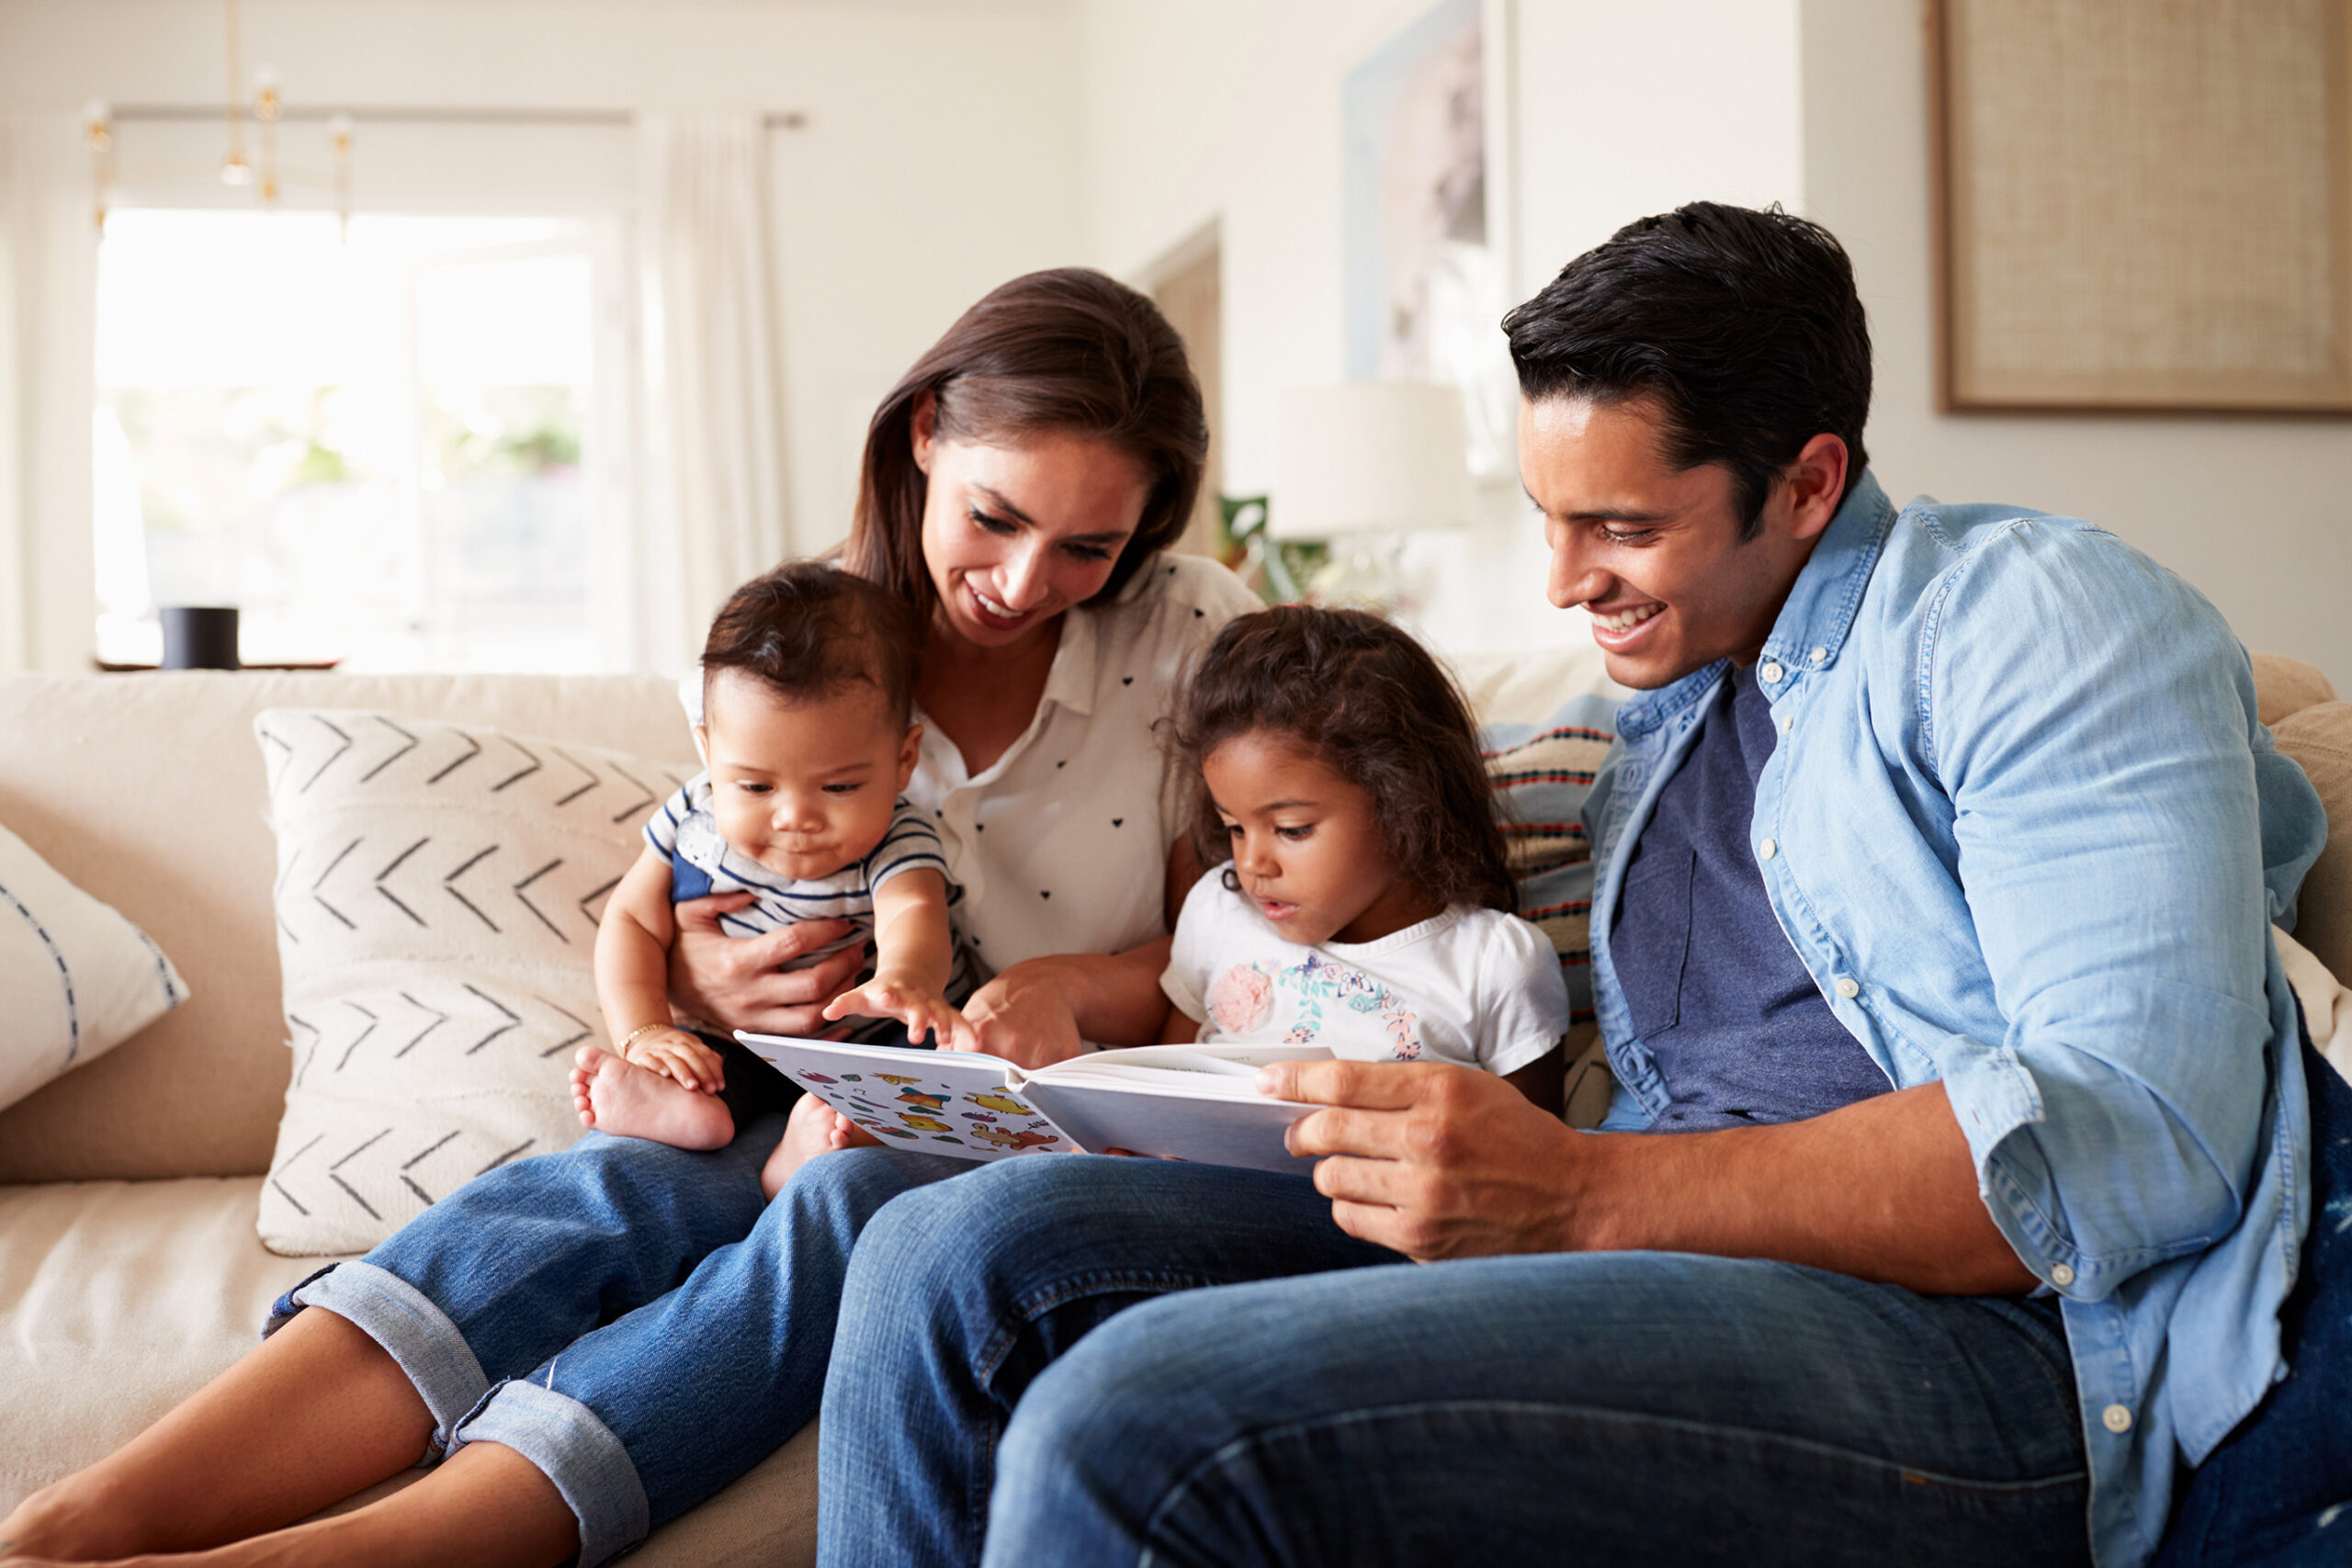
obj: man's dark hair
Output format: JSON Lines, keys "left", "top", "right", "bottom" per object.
{"left": 1502, "top": 201, "right": 1871, "bottom": 536}
{"left": 701, "top": 560, "right": 919, "bottom": 726}
{"left": 1169, "top": 606, "right": 1515, "bottom": 914}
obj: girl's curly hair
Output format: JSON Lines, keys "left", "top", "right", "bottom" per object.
{"left": 1169, "top": 606, "right": 1513, "bottom": 913}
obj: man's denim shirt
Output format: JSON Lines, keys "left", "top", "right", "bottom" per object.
{"left": 1581, "top": 472, "right": 2326, "bottom": 1568}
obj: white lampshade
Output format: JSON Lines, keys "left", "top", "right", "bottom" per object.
{"left": 1272, "top": 382, "right": 1474, "bottom": 539}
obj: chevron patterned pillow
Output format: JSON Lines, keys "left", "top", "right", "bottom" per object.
{"left": 253, "top": 708, "right": 695, "bottom": 1256}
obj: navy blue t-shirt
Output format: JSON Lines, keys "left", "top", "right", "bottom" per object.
{"left": 1608, "top": 663, "right": 1890, "bottom": 1131}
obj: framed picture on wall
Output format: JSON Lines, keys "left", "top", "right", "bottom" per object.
{"left": 1342, "top": 0, "right": 1520, "bottom": 476}
{"left": 1930, "top": 0, "right": 2352, "bottom": 413}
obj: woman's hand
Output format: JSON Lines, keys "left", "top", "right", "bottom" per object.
{"left": 959, "top": 941, "right": 1177, "bottom": 1069}
{"left": 960, "top": 965, "right": 1091, "bottom": 1069}
{"left": 667, "top": 894, "right": 866, "bottom": 1038}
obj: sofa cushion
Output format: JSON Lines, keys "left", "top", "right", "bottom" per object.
{"left": 0, "top": 673, "right": 697, "bottom": 1187}
{"left": 2249, "top": 652, "right": 2335, "bottom": 729}
{"left": 0, "top": 1175, "right": 338, "bottom": 1513}
{"left": 254, "top": 710, "right": 696, "bottom": 1256}
{"left": 0, "top": 1173, "right": 820, "bottom": 1562}
{"left": 0, "top": 818, "right": 187, "bottom": 1113}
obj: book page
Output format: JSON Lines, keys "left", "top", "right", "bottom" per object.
{"left": 1019, "top": 1079, "right": 1324, "bottom": 1174}
{"left": 1026, "top": 1043, "right": 1333, "bottom": 1092}
{"left": 736, "top": 1034, "right": 1075, "bottom": 1161}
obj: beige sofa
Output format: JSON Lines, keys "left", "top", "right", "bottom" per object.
{"left": 2, "top": 652, "right": 2346, "bottom": 1562}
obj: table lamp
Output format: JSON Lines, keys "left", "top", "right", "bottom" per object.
{"left": 1273, "top": 382, "right": 1473, "bottom": 614}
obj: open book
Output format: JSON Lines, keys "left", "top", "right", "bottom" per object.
{"left": 737, "top": 1033, "right": 1333, "bottom": 1174}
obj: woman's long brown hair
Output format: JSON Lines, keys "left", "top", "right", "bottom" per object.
{"left": 841, "top": 267, "right": 1208, "bottom": 621}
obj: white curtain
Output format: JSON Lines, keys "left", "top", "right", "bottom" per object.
{"left": 637, "top": 112, "right": 793, "bottom": 669}
{"left": 0, "top": 112, "right": 100, "bottom": 673}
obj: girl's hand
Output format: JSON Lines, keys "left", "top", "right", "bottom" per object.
{"left": 626, "top": 1028, "right": 726, "bottom": 1094}
{"left": 666, "top": 896, "right": 865, "bottom": 1038}
{"left": 822, "top": 976, "right": 978, "bottom": 1052}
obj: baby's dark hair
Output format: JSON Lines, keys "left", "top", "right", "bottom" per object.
{"left": 701, "top": 560, "right": 920, "bottom": 726}
{"left": 1170, "top": 606, "right": 1514, "bottom": 913}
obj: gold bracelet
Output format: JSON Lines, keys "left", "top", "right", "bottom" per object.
{"left": 617, "top": 1021, "right": 673, "bottom": 1062}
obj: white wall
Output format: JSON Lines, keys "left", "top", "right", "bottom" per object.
{"left": 1511, "top": 0, "right": 1803, "bottom": 288}
{"left": 1078, "top": 0, "right": 1436, "bottom": 495}
{"left": 1075, "top": 0, "right": 1805, "bottom": 659}
{"left": 1799, "top": 0, "right": 2352, "bottom": 690}
{"left": 0, "top": 0, "right": 1082, "bottom": 669}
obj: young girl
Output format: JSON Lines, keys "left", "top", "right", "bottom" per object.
{"left": 1159, "top": 605, "right": 1570, "bottom": 1108}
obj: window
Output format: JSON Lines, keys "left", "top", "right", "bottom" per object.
{"left": 94, "top": 209, "right": 622, "bottom": 671}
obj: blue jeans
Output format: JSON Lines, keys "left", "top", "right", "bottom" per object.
{"left": 816, "top": 1156, "right": 2089, "bottom": 1568}
{"left": 266, "top": 1122, "right": 966, "bottom": 1568}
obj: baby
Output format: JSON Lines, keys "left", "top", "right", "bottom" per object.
{"left": 571, "top": 561, "right": 974, "bottom": 1196}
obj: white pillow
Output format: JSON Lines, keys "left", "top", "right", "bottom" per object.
{"left": 0, "top": 822, "right": 188, "bottom": 1113}
{"left": 254, "top": 708, "right": 695, "bottom": 1256}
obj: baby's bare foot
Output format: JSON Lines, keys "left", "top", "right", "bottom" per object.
{"left": 571, "top": 1046, "right": 733, "bottom": 1151}
{"left": 760, "top": 1101, "right": 876, "bottom": 1198}
{"left": 826, "top": 1117, "right": 885, "bottom": 1153}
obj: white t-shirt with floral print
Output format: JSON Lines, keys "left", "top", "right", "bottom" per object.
{"left": 1159, "top": 866, "right": 1569, "bottom": 1076}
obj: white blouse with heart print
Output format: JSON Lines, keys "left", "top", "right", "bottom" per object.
{"left": 905, "top": 553, "right": 1262, "bottom": 976}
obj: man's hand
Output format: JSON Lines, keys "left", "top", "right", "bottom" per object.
{"left": 666, "top": 896, "right": 865, "bottom": 1038}
{"left": 1262, "top": 1059, "right": 1586, "bottom": 1262}
{"left": 1264, "top": 1064, "right": 2040, "bottom": 1295}
{"left": 823, "top": 972, "right": 978, "bottom": 1051}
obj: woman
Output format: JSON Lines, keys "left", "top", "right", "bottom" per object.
{"left": 2, "top": 268, "right": 1260, "bottom": 1568}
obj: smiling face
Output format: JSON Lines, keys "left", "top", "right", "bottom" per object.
{"left": 913, "top": 400, "right": 1153, "bottom": 655}
{"left": 1200, "top": 729, "right": 1440, "bottom": 948}
{"left": 1521, "top": 394, "right": 1844, "bottom": 690}
{"left": 695, "top": 669, "right": 921, "bottom": 882}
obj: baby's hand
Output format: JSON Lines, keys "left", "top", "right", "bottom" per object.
{"left": 624, "top": 1027, "right": 726, "bottom": 1094}
{"left": 822, "top": 975, "right": 977, "bottom": 1051}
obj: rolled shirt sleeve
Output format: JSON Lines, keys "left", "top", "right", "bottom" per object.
{"left": 1922, "top": 522, "right": 2319, "bottom": 1298}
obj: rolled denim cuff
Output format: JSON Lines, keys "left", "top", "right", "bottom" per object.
{"left": 263, "top": 1259, "right": 490, "bottom": 1459}
{"left": 451, "top": 1379, "right": 650, "bottom": 1568}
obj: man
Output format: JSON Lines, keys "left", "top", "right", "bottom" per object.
{"left": 809, "top": 204, "right": 2327, "bottom": 1568}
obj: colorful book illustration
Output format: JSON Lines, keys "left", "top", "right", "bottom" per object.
{"left": 736, "top": 1034, "right": 1334, "bottom": 1173}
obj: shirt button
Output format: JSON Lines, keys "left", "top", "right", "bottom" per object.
{"left": 1759, "top": 661, "right": 1784, "bottom": 684}
{"left": 1809, "top": 647, "right": 1827, "bottom": 663}
{"left": 2102, "top": 1404, "right": 2133, "bottom": 1434}
{"left": 1779, "top": 712, "right": 1794, "bottom": 735}
{"left": 1834, "top": 976, "right": 1860, "bottom": 999}
{"left": 1758, "top": 838, "right": 1778, "bottom": 860}
{"left": 2051, "top": 1263, "right": 2075, "bottom": 1288}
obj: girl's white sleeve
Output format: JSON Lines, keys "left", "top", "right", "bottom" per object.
{"left": 1474, "top": 911, "right": 1574, "bottom": 1077}
{"left": 1159, "top": 866, "right": 1230, "bottom": 1020}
